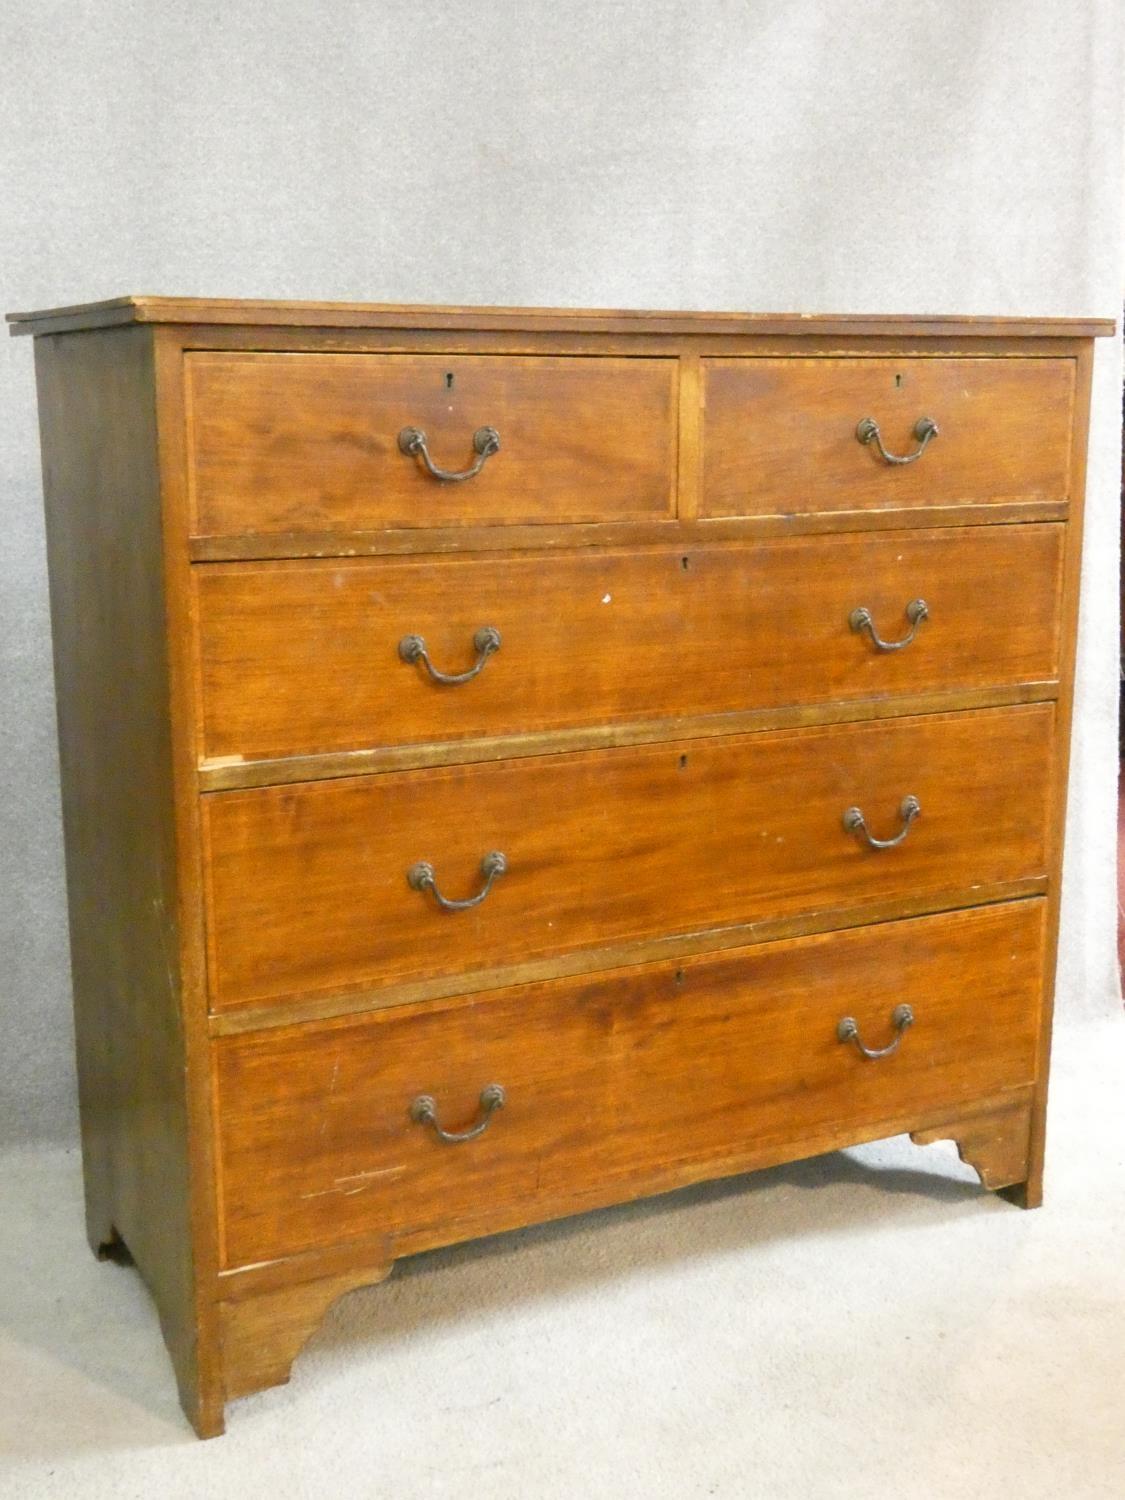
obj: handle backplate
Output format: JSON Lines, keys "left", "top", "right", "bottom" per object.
{"left": 850, "top": 598, "right": 929, "bottom": 652}
{"left": 407, "top": 850, "right": 508, "bottom": 911}
{"left": 398, "top": 425, "right": 501, "bottom": 482}
{"left": 399, "top": 625, "right": 501, "bottom": 684}
{"left": 856, "top": 416, "right": 939, "bottom": 465}
{"left": 410, "top": 1084, "right": 506, "bottom": 1143}
{"left": 843, "top": 795, "right": 921, "bottom": 850}
{"left": 837, "top": 1003, "right": 915, "bottom": 1059}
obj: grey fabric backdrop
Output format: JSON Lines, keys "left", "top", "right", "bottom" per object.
{"left": 1, "top": 1, "right": 1122, "bottom": 1145}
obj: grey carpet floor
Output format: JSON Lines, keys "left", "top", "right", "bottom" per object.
{"left": 2, "top": 1014, "right": 1123, "bottom": 1499}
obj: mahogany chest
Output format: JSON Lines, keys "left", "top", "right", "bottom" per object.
{"left": 9, "top": 297, "right": 1109, "bottom": 1435}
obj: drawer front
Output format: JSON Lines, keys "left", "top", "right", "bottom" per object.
{"left": 702, "top": 357, "right": 1074, "bottom": 516}
{"left": 186, "top": 352, "right": 678, "bottom": 536}
{"left": 202, "top": 705, "right": 1053, "bottom": 1011}
{"left": 215, "top": 900, "right": 1045, "bottom": 1268}
{"left": 195, "top": 526, "right": 1063, "bottom": 765}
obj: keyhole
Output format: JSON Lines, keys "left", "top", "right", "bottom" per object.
{"left": 445, "top": 372, "right": 454, "bottom": 390}
{"left": 679, "top": 754, "right": 688, "bottom": 769}
{"left": 895, "top": 373, "right": 903, "bottom": 388}
{"left": 681, "top": 555, "right": 690, "bottom": 571}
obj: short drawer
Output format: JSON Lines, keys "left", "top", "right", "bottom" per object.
{"left": 194, "top": 526, "right": 1064, "bottom": 766}
{"left": 215, "top": 899, "right": 1045, "bottom": 1268}
{"left": 201, "top": 704, "right": 1053, "bottom": 1013}
{"left": 185, "top": 352, "right": 678, "bottom": 536}
{"left": 701, "top": 357, "right": 1074, "bottom": 516}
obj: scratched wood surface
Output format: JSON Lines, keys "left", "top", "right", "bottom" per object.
{"left": 7, "top": 294, "right": 1114, "bottom": 339}
{"left": 11, "top": 298, "right": 1103, "bottom": 1436}
{"left": 214, "top": 899, "right": 1045, "bottom": 1268}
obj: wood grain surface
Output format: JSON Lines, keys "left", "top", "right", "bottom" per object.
{"left": 911, "top": 1098, "right": 1033, "bottom": 1192}
{"left": 194, "top": 525, "right": 1064, "bottom": 765}
{"left": 186, "top": 351, "right": 678, "bottom": 536}
{"left": 7, "top": 294, "right": 1115, "bottom": 339}
{"left": 186, "top": 504, "right": 1071, "bottom": 563}
{"left": 32, "top": 326, "right": 211, "bottom": 1424}
{"left": 13, "top": 298, "right": 1100, "bottom": 1437}
{"left": 201, "top": 704, "right": 1054, "bottom": 1012}
{"left": 702, "top": 356, "right": 1075, "bottom": 515}
{"left": 214, "top": 899, "right": 1045, "bottom": 1268}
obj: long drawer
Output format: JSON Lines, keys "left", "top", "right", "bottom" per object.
{"left": 194, "top": 525, "right": 1064, "bottom": 766}
{"left": 702, "top": 357, "right": 1075, "bottom": 516}
{"left": 185, "top": 351, "right": 678, "bottom": 536}
{"left": 215, "top": 900, "right": 1045, "bottom": 1268}
{"left": 201, "top": 704, "right": 1054, "bottom": 1012}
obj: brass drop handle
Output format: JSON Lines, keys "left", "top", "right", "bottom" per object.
{"left": 399, "top": 626, "right": 502, "bottom": 684}
{"left": 850, "top": 599, "right": 928, "bottom": 652}
{"left": 398, "top": 425, "right": 501, "bottom": 482}
{"left": 843, "top": 795, "right": 921, "bottom": 849}
{"left": 837, "top": 1004, "right": 915, "bottom": 1059}
{"left": 410, "top": 1084, "right": 506, "bottom": 1143}
{"left": 856, "top": 416, "right": 939, "bottom": 465}
{"left": 407, "top": 851, "right": 508, "bottom": 911}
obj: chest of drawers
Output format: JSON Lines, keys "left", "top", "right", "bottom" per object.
{"left": 9, "top": 297, "right": 1109, "bottom": 1437}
